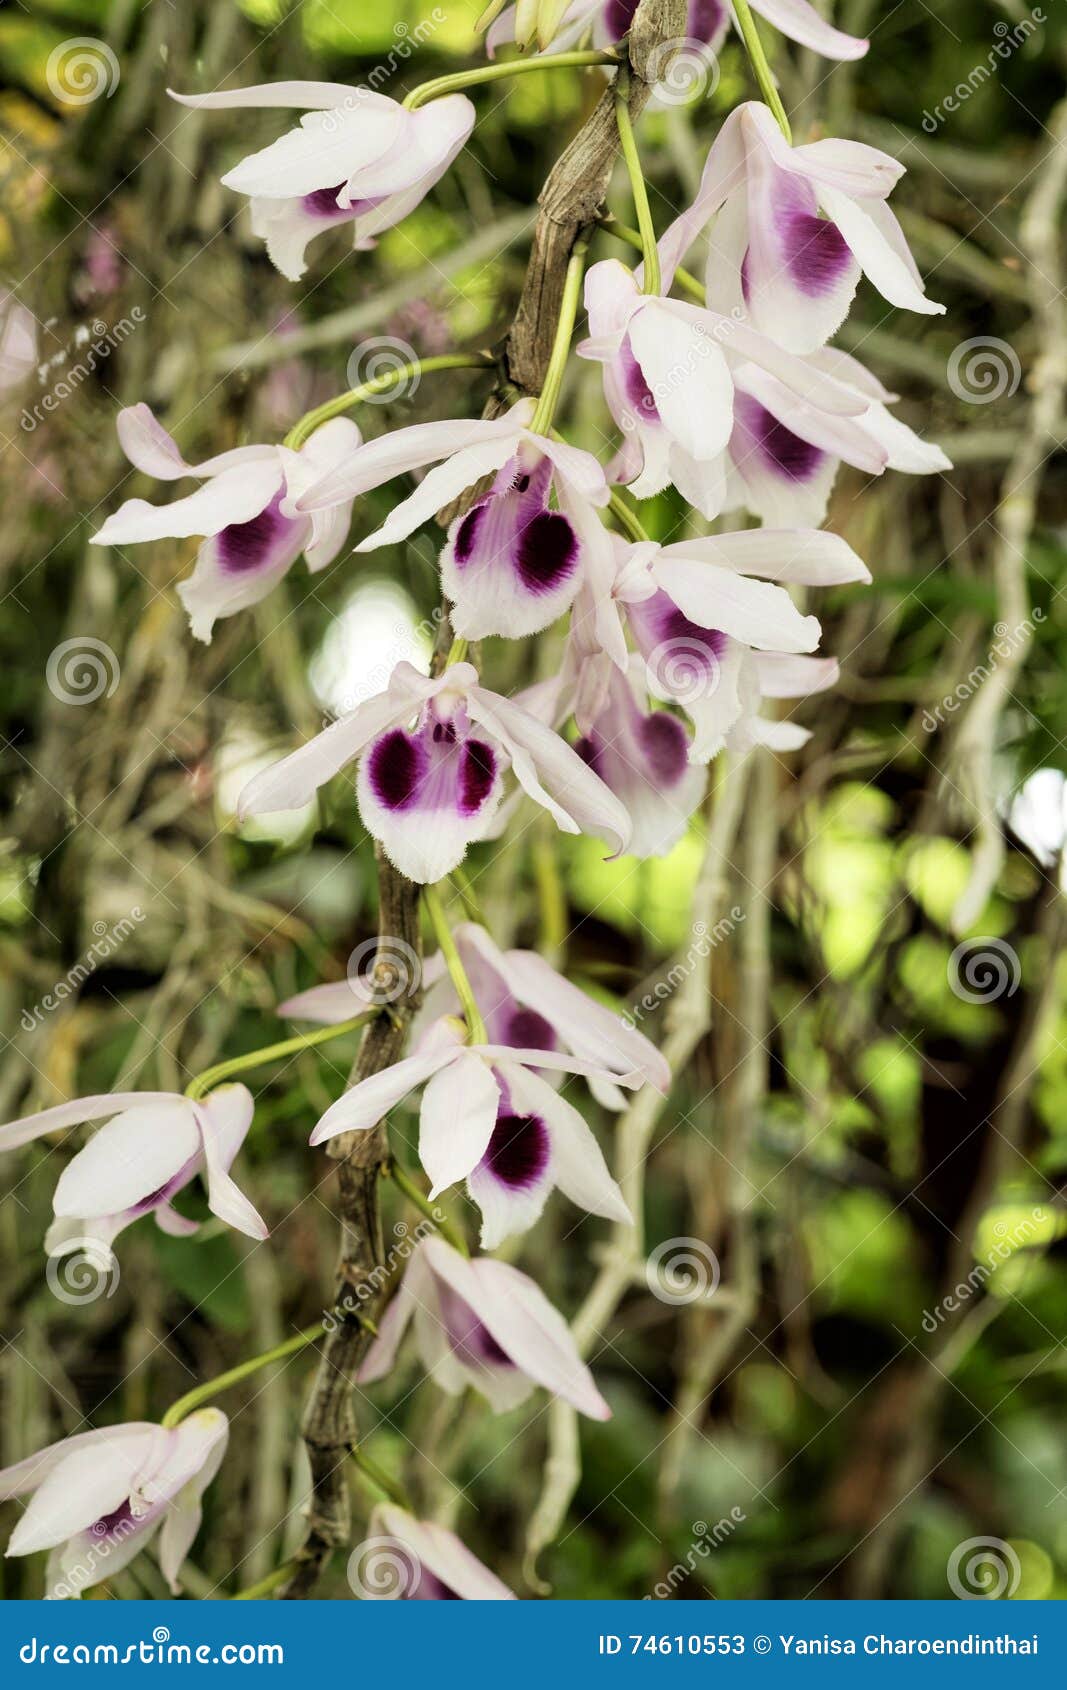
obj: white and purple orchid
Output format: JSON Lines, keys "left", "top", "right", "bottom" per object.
{"left": 169, "top": 84, "right": 475, "bottom": 281}
{"left": 0, "top": 1410, "right": 228, "bottom": 1598}
{"left": 237, "top": 658, "right": 631, "bottom": 882}
{"left": 296, "top": 397, "right": 608, "bottom": 639}
{"left": 488, "top": 0, "right": 867, "bottom": 62}
{"left": 571, "top": 659, "right": 708, "bottom": 857}
{"left": 722, "top": 345, "right": 952, "bottom": 526}
{"left": 283, "top": 918, "right": 669, "bottom": 1108}
{"left": 91, "top": 404, "right": 360, "bottom": 642}
{"left": 568, "top": 524, "right": 865, "bottom": 760}
{"left": 0, "top": 1085, "right": 267, "bottom": 1261}
{"left": 310, "top": 1016, "right": 633, "bottom": 1247}
{"left": 577, "top": 257, "right": 871, "bottom": 518}
{"left": 657, "top": 101, "right": 944, "bottom": 355}
{"left": 358, "top": 1234, "right": 611, "bottom": 1417}
{"left": 361, "top": 1504, "right": 515, "bottom": 1600}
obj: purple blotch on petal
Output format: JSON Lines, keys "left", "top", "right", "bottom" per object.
{"left": 747, "top": 400, "right": 827, "bottom": 482}
{"left": 505, "top": 1006, "right": 558, "bottom": 1051}
{"left": 458, "top": 739, "right": 496, "bottom": 815}
{"left": 483, "top": 1113, "right": 550, "bottom": 1192}
{"left": 783, "top": 213, "right": 852, "bottom": 298}
{"left": 638, "top": 711, "right": 690, "bottom": 785}
{"left": 367, "top": 730, "right": 422, "bottom": 811}
{"left": 453, "top": 503, "right": 485, "bottom": 569}
{"left": 217, "top": 491, "right": 292, "bottom": 576}
{"left": 515, "top": 510, "right": 579, "bottom": 596}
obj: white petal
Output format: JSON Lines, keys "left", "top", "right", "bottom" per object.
{"left": 52, "top": 1102, "right": 201, "bottom": 1220}
{"left": 310, "top": 1046, "right": 457, "bottom": 1145}
{"left": 194, "top": 1097, "right": 266, "bottom": 1240}
{"left": 754, "top": 0, "right": 868, "bottom": 59}
{"left": 356, "top": 436, "right": 522, "bottom": 552}
{"left": 0, "top": 1091, "right": 175, "bottom": 1154}
{"left": 221, "top": 100, "right": 405, "bottom": 200}
{"left": 419, "top": 1053, "right": 500, "bottom": 1197}
{"left": 297, "top": 409, "right": 529, "bottom": 513}
{"left": 819, "top": 186, "right": 944, "bottom": 316}
{"left": 7, "top": 1433, "right": 160, "bottom": 1556}
{"left": 93, "top": 460, "right": 284, "bottom": 547}
{"left": 652, "top": 557, "right": 820, "bottom": 653}
{"left": 628, "top": 303, "right": 733, "bottom": 462}
{"left": 169, "top": 81, "right": 365, "bottom": 111}
{"left": 657, "top": 527, "right": 870, "bottom": 585}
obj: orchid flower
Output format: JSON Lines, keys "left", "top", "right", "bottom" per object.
{"left": 310, "top": 1016, "right": 632, "bottom": 1248}
{"left": 91, "top": 405, "right": 360, "bottom": 642}
{"left": 577, "top": 258, "right": 869, "bottom": 518}
{"left": 722, "top": 345, "right": 952, "bottom": 527}
{"left": 581, "top": 525, "right": 865, "bottom": 760}
{"left": 360, "top": 1504, "right": 515, "bottom": 1600}
{"left": 169, "top": 85, "right": 475, "bottom": 281}
{"left": 488, "top": 0, "right": 867, "bottom": 62}
{"left": 0, "top": 1085, "right": 267, "bottom": 1261}
{"left": 358, "top": 1234, "right": 611, "bottom": 1417}
{"left": 237, "top": 659, "right": 631, "bottom": 883}
{"left": 657, "top": 102, "right": 944, "bottom": 355}
{"left": 0, "top": 1410, "right": 228, "bottom": 1598}
{"left": 570, "top": 659, "right": 708, "bottom": 857}
{"left": 296, "top": 397, "right": 608, "bottom": 639}
{"left": 282, "top": 919, "right": 668, "bottom": 1109}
